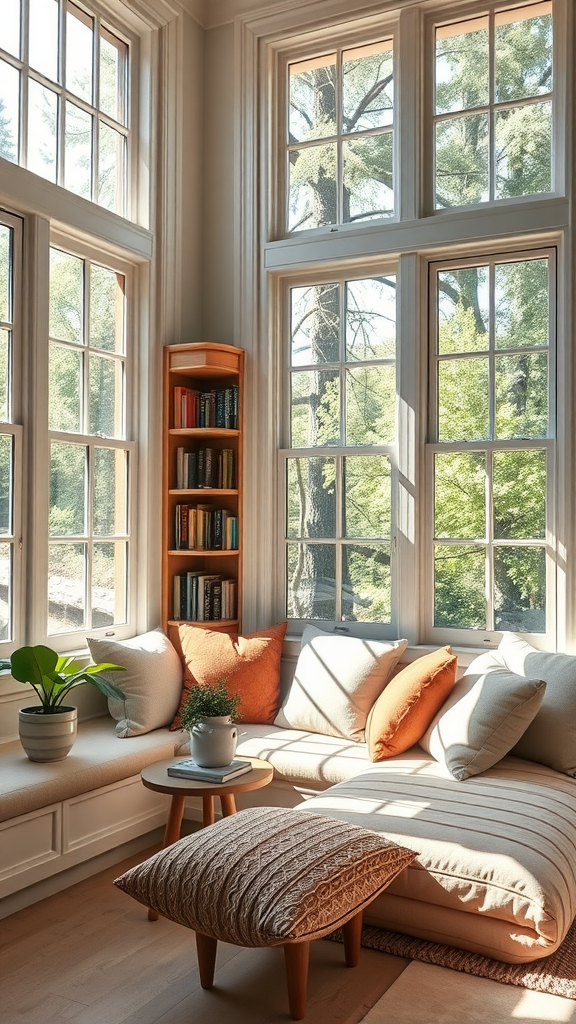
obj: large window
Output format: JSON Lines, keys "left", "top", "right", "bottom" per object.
{"left": 0, "top": 213, "right": 22, "bottom": 649}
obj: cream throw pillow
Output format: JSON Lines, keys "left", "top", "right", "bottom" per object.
{"left": 499, "top": 633, "right": 576, "bottom": 776}
{"left": 274, "top": 626, "right": 407, "bottom": 742}
{"left": 420, "top": 650, "right": 546, "bottom": 780}
{"left": 88, "top": 629, "right": 183, "bottom": 738}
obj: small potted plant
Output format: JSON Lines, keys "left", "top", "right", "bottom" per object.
{"left": 0, "top": 645, "right": 126, "bottom": 762}
{"left": 180, "top": 678, "right": 242, "bottom": 768}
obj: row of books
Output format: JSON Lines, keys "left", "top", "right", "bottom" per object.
{"left": 175, "top": 447, "right": 235, "bottom": 490}
{"left": 173, "top": 386, "right": 239, "bottom": 429}
{"left": 173, "top": 573, "right": 237, "bottom": 622}
{"left": 175, "top": 504, "right": 238, "bottom": 550}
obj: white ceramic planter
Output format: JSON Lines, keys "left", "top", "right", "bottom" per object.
{"left": 18, "top": 706, "right": 78, "bottom": 762}
{"left": 190, "top": 715, "right": 238, "bottom": 767}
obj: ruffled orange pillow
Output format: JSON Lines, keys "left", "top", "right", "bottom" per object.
{"left": 171, "top": 621, "right": 287, "bottom": 729}
{"left": 366, "top": 646, "right": 457, "bottom": 761}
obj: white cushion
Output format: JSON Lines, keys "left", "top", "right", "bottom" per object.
{"left": 88, "top": 629, "right": 183, "bottom": 738}
{"left": 498, "top": 632, "right": 576, "bottom": 776}
{"left": 274, "top": 626, "right": 407, "bottom": 742}
{"left": 420, "top": 650, "right": 546, "bottom": 780}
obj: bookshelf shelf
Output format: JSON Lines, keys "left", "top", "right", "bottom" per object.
{"left": 162, "top": 343, "right": 244, "bottom": 646}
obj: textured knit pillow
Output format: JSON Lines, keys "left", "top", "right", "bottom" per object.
{"left": 366, "top": 646, "right": 458, "bottom": 761}
{"left": 274, "top": 627, "right": 408, "bottom": 742}
{"left": 88, "top": 629, "right": 183, "bottom": 738}
{"left": 114, "top": 806, "right": 415, "bottom": 945}
{"left": 420, "top": 650, "right": 546, "bottom": 780}
{"left": 498, "top": 633, "right": 576, "bottom": 776}
{"left": 171, "top": 621, "right": 287, "bottom": 729}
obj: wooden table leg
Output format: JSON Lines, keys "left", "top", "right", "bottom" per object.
{"left": 342, "top": 910, "right": 363, "bottom": 967}
{"left": 202, "top": 794, "right": 215, "bottom": 827}
{"left": 284, "top": 941, "right": 310, "bottom": 1021}
{"left": 220, "top": 793, "right": 236, "bottom": 817}
{"left": 196, "top": 931, "right": 218, "bottom": 989}
{"left": 148, "top": 793, "right": 186, "bottom": 921}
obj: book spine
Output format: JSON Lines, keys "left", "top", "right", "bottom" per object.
{"left": 211, "top": 580, "right": 222, "bottom": 620}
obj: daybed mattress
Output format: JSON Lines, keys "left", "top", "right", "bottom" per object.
{"left": 233, "top": 726, "right": 576, "bottom": 964}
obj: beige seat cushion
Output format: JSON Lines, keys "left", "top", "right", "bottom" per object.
{"left": 114, "top": 806, "right": 415, "bottom": 945}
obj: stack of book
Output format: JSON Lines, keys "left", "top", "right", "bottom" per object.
{"left": 167, "top": 758, "right": 252, "bottom": 782}
{"left": 174, "top": 504, "right": 238, "bottom": 550}
{"left": 173, "top": 573, "right": 237, "bottom": 622}
{"left": 173, "top": 386, "right": 239, "bottom": 429}
{"left": 175, "top": 447, "right": 235, "bottom": 490}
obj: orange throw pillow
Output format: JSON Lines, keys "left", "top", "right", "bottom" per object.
{"left": 366, "top": 646, "right": 457, "bottom": 761}
{"left": 171, "top": 621, "right": 287, "bottom": 729}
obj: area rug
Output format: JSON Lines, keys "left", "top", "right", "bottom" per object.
{"left": 328, "top": 917, "right": 576, "bottom": 1000}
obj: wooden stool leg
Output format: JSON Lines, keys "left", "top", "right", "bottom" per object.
{"left": 283, "top": 941, "right": 310, "bottom": 1021}
{"left": 196, "top": 931, "right": 218, "bottom": 989}
{"left": 202, "top": 795, "right": 215, "bottom": 827}
{"left": 342, "top": 910, "right": 363, "bottom": 967}
{"left": 220, "top": 793, "right": 236, "bottom": 817}
{"left": 148, "top": 793, "right": 186, "bottom": 921}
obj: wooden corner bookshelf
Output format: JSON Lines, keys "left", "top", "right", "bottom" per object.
{"left": 162, "top": 343, "right": 244, "bottom": 648}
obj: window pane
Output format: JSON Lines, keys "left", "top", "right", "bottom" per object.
{"left": 434, "top": 544, "right": 485, "bottom": 628}
{"left": 495, "top": 259, "right": 548, "bottom": 349}
{"left": 495, "top": 6, "right": 552, "bottom": 103}
{"left": 49, "top": 249, "right": 84, "bottom": 344}
{"left": 495, "top": 353, "right": 548, "bottom": 439}
{"left": 494, "top": 546, "right": 545, "bottom": 633}
{"left": 288, "top": 143, "right": 337, "bottom": 231}
{"left": 291, "top": 283, "right": 339, "bottom": 366}
{"left": 92, "top": 540, "right": 126, "bottom": 626}
{"left": 342, "top": 544, "right": 390, "bottom": 622}
{"left": 435, "top": 18, "right": 489, "bottom": 114}
{"left": 49, "top": 345, "right": 82, "bottom": 431}
{"left": 0, "top": 434, "right": 13, "bottom": 534}
{"left": 98, "top": 122, "right": 125, "bottom": 213}
{"left": 291, "top": 369, "right": 339, "bottom": 447}
{"left": 64, "top": 102, "right": 92, "bottom": 199}
{"left": 1, "top": 0, "right": 21, "bottom": 58}
{"left": 28, "top": 80, "right": 58, "bottom": 183}
{"left": 342, "top": 41, "right": 393, "bottom": 132}
{"left": 48, "top": 542, "right": 86, "bottom": 633}
{"left": 438, "top": 357, "right": 489, "bottom": 441}
{"left": 29, "top": 0, "right": 59, "bottom": 82}
{"left": 90, "top": 265, "right": 125, "bottom": 354}
{"left": 100, "top": 30, "right": 127, "bottom": 124}
{"left": 434, "top": 452, "right": 485, "bottom": 539}
{"left": 0, "top": 330, "right": 9, "bottom": 421}
{"left": 344, "top": 456, "right": 390, "bottom": 538}
{"left": 437, "top": 267, "right": 489, "bottom": 354}
{"left": 343, "top": 132, "right": 393, "bottom": 221}
{"left": 66, "top": 3, "right": 93, "bottom": 103}
{"left": 0, "top": 59, "right": 20, "bottom": 163}
{"left": 286, "top": 542, "right": 336, "bottom": 619}
{"left": 286, "top": 457, "right": 335, "bottom": 539}
{"left": 93, "top": 447, "right": 127, "bottom": 535}
{"left": 495, "top": 101, "right": 551, "bottom": 198}
{"left": 346, "top": 277, "right": 396, "bottom": 360}
{"left": 493, "top": 449, "right": 546, "bottom": 540}
{"left": 0, "top": 542, "right": 11, "bottom": 641}
{"left": 0, "top": 225, "right": 11, "bottom": 324}
{"left": 435, "top": 113, "right": 489, "bottom": 208}
{"left": 288, "top": 56, "right": 336, "bottom": 143}
{"left": 50, "top": 442, "right": 86, "bottom": 535}
{"left": 346, "top": 365, "right": 395, "bottom": 444}
{"left": 89, "top": 354, "right": 123, "bottom": 437}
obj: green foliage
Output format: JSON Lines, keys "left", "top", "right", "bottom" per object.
{"left": 180, "top": 679, "right": 242, "bottom": 730}
{"left": 0, "top": 644, "right": 126, "bottom": 713}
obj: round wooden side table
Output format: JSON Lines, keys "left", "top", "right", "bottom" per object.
{"left": 140, "top": 755, "right": 274, "bottom": 921}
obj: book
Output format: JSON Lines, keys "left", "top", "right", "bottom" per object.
{"left": 166, "top": 758, "right": 253, "bottom": 782}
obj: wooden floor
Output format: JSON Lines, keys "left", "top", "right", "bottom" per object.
{"left": 0, "top": 848, "right": 410, "bottom": 1024}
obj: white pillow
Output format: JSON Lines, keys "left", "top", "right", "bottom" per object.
{"left": 88, "top": 629, "right": 183, "bottom": 738}
{"left": 274, "top": 626, "right": 408, "bottom": 742}
{"left": 498, "top": 632, "right": 576, "bottom": 776}
{"left": 420, "top": 650, "right": 546, "bottom": 780}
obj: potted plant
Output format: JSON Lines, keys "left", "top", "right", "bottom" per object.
{"left": 0, "top": 645, "right": 126, "bottom": 762}
{"left": 180, "top": 678, "right": 242, "bottom": 768}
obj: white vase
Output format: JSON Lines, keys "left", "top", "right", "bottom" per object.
{"left": 18, "top": 706, "right": 78, "bottom": 762}
{"left": 190, "top": 715, "right": 238, "bottom": 767}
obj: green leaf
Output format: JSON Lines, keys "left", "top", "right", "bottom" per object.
{"left": 10, "top": 646, "right": 58, "bottom": 685}
{"left": 83, "top": 662, "right": 126, "bottom": 675}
